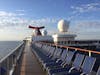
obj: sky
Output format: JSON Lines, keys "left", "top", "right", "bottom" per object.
{"left": 0, "top": 0, "right": 100, "bottom": 41}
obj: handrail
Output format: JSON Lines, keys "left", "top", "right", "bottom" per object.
{"left": 39, "top": 42, "right": 100, "bottom": 55}
{"left": 0, "top": 42, "right": 24, "bottom": 63}
{"left": 0, "top": 42, "right": 25, "bottom": 75}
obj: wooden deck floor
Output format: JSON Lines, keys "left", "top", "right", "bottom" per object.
{"left": 19, "top": 42, "right": 46, "bottom": 75}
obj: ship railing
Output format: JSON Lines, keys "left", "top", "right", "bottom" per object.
{"left": 64, "top": 43, "right": 98, "bottom": 46}
{"left": 35, "top": 42, "right": 100, "bottom": 57}
{"left": 0, "top": 42, "right": 25, "bottom": 75}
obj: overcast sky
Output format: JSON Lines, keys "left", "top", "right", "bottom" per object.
{"left": 0, "top": 0, "right": 100, "bottom": 41}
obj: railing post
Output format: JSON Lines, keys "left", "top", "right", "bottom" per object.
{"left": 75, "top": 49, "right": 77, "bottom": 51}
{"left": 89, "top": 51, "right": 91, "bottom": 57}
{"left": 7, "top": 57, "right": 9, "bottom": 75}
{"left": 67, "top": 47, "right": 68, "bottom": 51}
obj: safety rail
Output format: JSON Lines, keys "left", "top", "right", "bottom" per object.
{"left": 36, "top": 42, "right": 100, "bottom": 56}
{"left": 0, "top": 42, "right": 25, "bottom": 75}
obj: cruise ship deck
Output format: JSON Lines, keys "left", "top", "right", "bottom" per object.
{"left": 15, "top": 41, "right": 46, "bottom": 75}
{"left": 0, "top": 40, "right": 100, "bottom": 75}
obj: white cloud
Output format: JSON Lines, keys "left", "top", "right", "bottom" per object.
{"left": 16, "top": 9, "right": 25, "bottom": 12}
{"left": 68, "top": 21, "right": 100, "bottom": 40}
{"left": 0, "top": 12, "right": 59, "bottom": 30}
{"left": 0, "top": 11, "right": 25, "bottom": 17}
{"left": 71, "top": 2, "right": 100, "bottom": 14}
{"left": 0, "top": 11, "right": 59, "bottom": 40}
{"left": 68, "top": 2, "right": 100, "bottom": 20}
{"left": 77, "top": 21, "right": 100, "bottom": 28}
{"left": 0, "top": 10, "right": 59, "bottom": 40}
{"left": 0, "top": 11, "right": 16, "bottom": 17}
{"left": 70, "top": 21, "right": 100, "bottom": 33}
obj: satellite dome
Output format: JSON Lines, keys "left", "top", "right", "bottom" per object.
{"left": 58, "top": 19, "right": 70, "bottom": 32}
{"left": 42, "top": 30, "right": 47, "bottom": 36}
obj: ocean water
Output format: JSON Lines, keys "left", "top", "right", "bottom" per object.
{"left": 0, "top": 41, "right": 22, "bottom": 60}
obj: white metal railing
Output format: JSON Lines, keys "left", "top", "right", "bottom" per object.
{"left": 0, "top": 42, "right": 25, "bottom": 75}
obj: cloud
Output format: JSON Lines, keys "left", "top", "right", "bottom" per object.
{"left": 68, "top": 2, "right": 100, "bottom": 20}
{"left": 0, "top": 12, "right": 59, "bottom": 31}
{"left": 0, "top": 10, "right": 59, "bottom": 40}
{"left": 71, "top": 2, "right": 100, "bottom": 14}
{"left": 0, "top": 11, "right": 16, "bottom": 17}
{"left": 0, "top": 11, "right": 25, "bottom": 17}
{"left": 16, "top": 9, "right": 25, "bottom": 12}
{"left": 70, "top": 21, "right": 100, "bottom": 33}
{"left": 68, "top": 20, "right": 100, "bottom": 39}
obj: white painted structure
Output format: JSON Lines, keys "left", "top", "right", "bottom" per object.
{"left": 32, "top": 29, "right": 53, "bottom": 42}
{"left": 53, "top": 19, "right": 77, "bottom": 44}
{"left": 42, "top": 30, "right": 47, "bottom": 36}
{"left": 53, "top": 33, "right": 76, "bottom": 44}
{"left": 32, "top": 36, "right": 53, "bottom": 42}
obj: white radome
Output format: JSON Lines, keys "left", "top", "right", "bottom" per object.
{"left": 58, "top": 19, "right": 70, "bottom": 32}
{"left": 42, "top": 30, "right": 47, "bottom": 36}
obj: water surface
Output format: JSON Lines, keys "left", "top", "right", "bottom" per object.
{"left": 0, "top": 41, "right": 22, "bottom": 60}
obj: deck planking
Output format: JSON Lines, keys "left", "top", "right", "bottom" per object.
{"left": 20, "top": 42, "right": 46, "bottom": 75}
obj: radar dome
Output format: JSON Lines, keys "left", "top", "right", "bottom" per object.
{"left": 42, "top": 30, "right": 47, "bottom": 36}
{"left": 58, "top": 19, "right": 70, "bottom": 32}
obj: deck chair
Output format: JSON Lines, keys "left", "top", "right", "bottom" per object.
{"left": 32, "top": 44, "right": 55, "bottom": 63}
{"left": 47, "top": 51, "right": 76, "bottom": 75}
{"left": 49, "top": 53, "right": 85, "bottom": 75}
{"left": 42, "top": 48, "right": 63, "bottom": 65}
{"left": 96, "top": 66, "right": 100, "bottom": 75}
{"left": 40, "top": 45, "right": 51, "bottom": 56}
{"left": 80, "top": 56, "right": 96, "bottom": 75}
{"left": 44, "top": 49, "right": 68, "bottom": 70}
{"left": 58, "top": 56, "right": 96, "bottom": 75}
{"left": 38, "top": 46, "right": 56, "bottom": 62}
